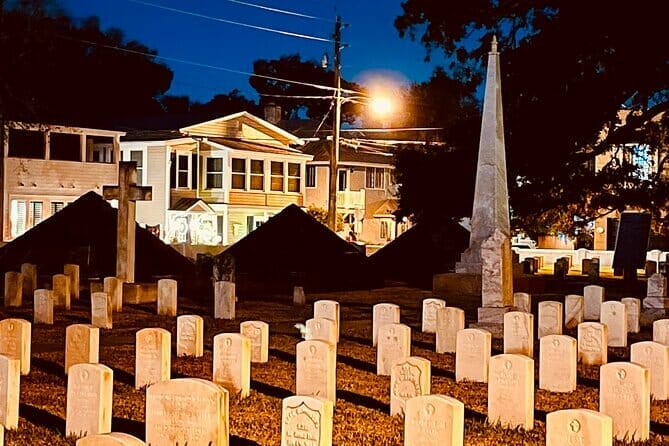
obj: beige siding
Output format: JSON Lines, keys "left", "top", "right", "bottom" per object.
{"left": 136, "top": 146, "right": 167, "bottom": 227}
{"left": 229, "top": 191, "right": 302, "bottom": 207}
{"left": 304, "top": 165, "right": 329, "bottom": 209}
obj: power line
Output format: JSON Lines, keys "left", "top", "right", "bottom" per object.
{"left": 127, "top": 0, "right": 333, "bottom": 43}
{"left": 223, "top": 0, "right": 334, "bottom": 23}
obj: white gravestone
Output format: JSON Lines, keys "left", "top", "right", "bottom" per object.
{"left": 435, "top": 307, "right": 464, "bottom": 354}
{"left": 3, "top": 272, "right": 22, "bottom": 307}
{"left": 372, "top": 303, "right": 400, "bottom": 347}
{"left": 390, "top": 356, "right": 430, "bottom": 417}
{"left": 52, "top": 274, "right": 71, "bottom": 310}
{"left": 404, "top": 395, "right": 464, "bottom": 446}
{"left": 64, "top": 264, "right": 80, "bottom": 300}
{"left": 157, "top": 278, "right": 177, "bottom": 317}
{"left": 538, "top": 301, "right": 563, "bottom": 338}
{"left": 135, "top": 328, "right": 171, "bottom": 389}
{"left": 377, "top": 323, "right": 411, "bottom": 376}
{"left": 630, "top": 341, "right": 669, "bottom": 400}
{"left": 577, "top": 322, "right": 608, "bottom": 366}
{"left": 600, "top": 301, "right": 627, "bottom": 348}
{"left": 487, "top": 353, "right": 534, "bottom": 430}
{"left": 539, "top": 335, "right": 577, "bottom": 393}
{"left": 65, "top": 363, "right": 113, "bottom": 438}
{"left": 281, "top": 395, "right": 333, "bottom": 446}
{"left": 76, "top": 432, "right": 147, "bottom": 445}
{"left": 306, "top": 318, "right": 337, "bottom": 345}
{"left": 214, "top": 281, "right": 236, "bottom": 320}
{"left": 513, "top": 292, "right": 531, "bottom": 313}
{"left": 421, "top": 298, "right": 446, "bottom": 333}
{"left": 545, "top": 409, "right": 612, "bottom": 446}
{"left": 0, "top": 318, "right": 31, "bottom": 375}
{"left": 599, "top": 362, "right": 650, "bottom": 442}
{"left": 240, "top": 321, "right": 269, "bottom": 363}
{"left": 176, "top": 315, "right": 204, "bottom": 357}
{"left": 313, "top": 300, "right": 340, "bottom": 342}
{"left": 455, "top": 328, "right": 491, "bottom": 383}
{"left": 20, "top": 263, "right": 37, "bottom": 302}
{"left": 296, "top": 340, "right": 336, "bottom": 404}
{"left": 65, "top": 324, "right": 99, "bottom": 374}
{"left": 653, "top": 319, "right": 669, "bottom": 345}
{"left": 564, "top": 294, "right": 584, "bottom": 329}
{"left": 0, "top": 355, "right": 19, "bottom": 430}
{"left": 622, "top": 297, "right": 640, "bottom": 334}
{"left": 213, "top": 333, "right": 251, "bottom": 399}
{"left": 103, "top": 277, "right": 123, "bottom": 312}
{"left": 583, "top": 285, "right": 604, "bottom": 320}
{"left": 90, "top": 292, "right": 112, "bottom": 329}
{"left": 33, "top": 289, "right": 53, "bottom": 324}
{"left": 503, "top": 311, "right": 534, "bottom": 357}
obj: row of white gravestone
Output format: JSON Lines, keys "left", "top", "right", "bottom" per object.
{"left": 4, "top": 264, "right": 81, "bottom": 308}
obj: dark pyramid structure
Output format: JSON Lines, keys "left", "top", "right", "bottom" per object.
{"left": 219, "top": 204, "right": 375, "bottom": 296}
{"left": 0, "top": 191, "right": 196, "bottom": 285}
{"left": 368, "top": 221, "right": 470, "bottom": 289}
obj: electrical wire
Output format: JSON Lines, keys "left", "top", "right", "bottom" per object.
{"left": 223, "top": 0, "right": 334, "bottom": 23}
{"left": 312, "top": 102, "right": 335, "bottom": 139}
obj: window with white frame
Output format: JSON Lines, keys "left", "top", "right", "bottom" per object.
{"left": 51, "top": 201, "right": 64, "bottom": 215}
{"left": 30, "top": 201, "right": 43, "bottom": 228}
{"left": 250, "top": 160, "right": 264, "bottom": 190}
{"left": 232, "top": 158, "right": 246, "bottom": 190}
{"left": 287, "top": 163, "right": 301, "bottom": 192}
{"left": 206, "top": 157, "right": 224, "bottom": 189}
{"left": 177, "top": 154, "right": 190, "bottom": 188}
{"left": 366, "top": 167, "right": 385, "bottom": 189}
{"left": 130, "top": 150, "right": 143, "bottom": 185}
{"left": 380, "top": 220, "right": 389, "bottom": 240}
{"left": 10, "top": 200, "right": 26, "bottom": 238}
{"left": 270, "top": 161, "right": 284, "bottom": 191}
{"left": 306, "top": 165, "right": 316, "bottom": 187}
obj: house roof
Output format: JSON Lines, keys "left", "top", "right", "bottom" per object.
{"left": 300, "top": 139, "right": 394, "bottom": 165}
{"left": 367, "top": 199, "right": 399, "bottom": 219}
{"left": 170, "top": 198, "right": 215, "bottom": 213}
{"left": 206, "top": 138, "right": 311, "bottom": 158}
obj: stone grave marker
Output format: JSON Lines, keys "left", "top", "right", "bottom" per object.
{"left": 539, "top": 335, "right": 577, "bottom": 393}
{"left": 64, "top": 264, "right": 80, "bottom": 300}
{"left": 421, "top": 298, "right": 446, "bottom": 333}
{"left": 65, "top": 324, "right": 99, "bottom": 374}
{"left": 103, "top": 277, "right": 123, "bottom": 312}
{"left": 630, "top": 341, "right": 669, "bottom": 400}
{"left": 293, "top": 286, "right": 306, "bottom": 306}
{"left": 135, "top": 327, "right": 171, "bottom": 389}
{"left": 0, "top": 318, "right": 30, "bottom": 375}
{"left": 91, "top": 292, "right": 112, "bottom": 329}
{"left": 33, "top": 289, "right": 54, "bottom": 324}
{"left": 612, "top": 211, "right": 651, "bottom": 280}
{"left": 538, "top": 301, "right": 563, "bottom": 338}
{"left": 578, "top": 322, "right": 607, "bottom": 365}
{"left": 3, "top": 272, "right": 22, "bottom": 307}
{"left": 545, "top": 409, "right": 612, "bottom": 446}
{"left": 488, "top": 353, "right": 534, "bottom": 430}
{"left": 513, "top": 292, "right": 531, "bottom": 313}
{"left": 390, "top": 356, "right": 431, "bottom": 417}
{"left": 564, "top": 294, "right": 584, "bottom": 329}
{"left": 296, "top": 340, "right": 336, "bottom": 403}
{"left": 65, "top": 363, "right": 113, "bottom": 438}
{"left": 372, "top": 303, "right": 400, "bottom": 347}
{"left": 646, "top": 260, "right": 658, "bottom": 277}
{"left": 435, "top": 307, "right": 464, "bottom": 354}
{"left": 20, "top": 263, "right": 36, "bottom": 301}
{"left": 404, "top": 394, "right": 464, "bottom": 446}
{"left": 583, "top": 285, "right": 604, "bottom": 320}
{"left": 157, "top": 278, "right": 177, "bottom": 317}
{"left": 281, "top": 395, "right": 333, "bottom": 446}
{"left": 503, "top": 311, "right": 534, "bottom": 357}
{"left": 0, "top": 355, "right": 20, "bottom": 430}
{"left": 52, "top": 274, "right": 71, "bottom": 310}
{"left": 455, "top": 328, "right": 491, "bottom": 383}
{"left": 600, "top": 301, "right": 627, "bottom": 348}
{"left": 314, "top": 300, "right": 340, "bottom": 342}
{"left": 76, "top": 432, "right": 147, "bottom": 445}
{"left": 146, "top": 378, "right": 229, "bottom": 446}
{"left": 644, "top": 273, "right": 667, "bottom": 309}
{"left": 377, "top": 323, "right": 411, "bottom": 376}
{"left": 240, "top": 321, "right": 269, "bottom": 363}
{"left": 214, "top": 281, "right": 236, "bottom": 320}
{"left": 213, "top": 333, "right": 251, "bottom": 398}
{"left": 306, "top": 318, "right": 337, "bottom": 345}
{"left": 599, "top": 361, "right": 650, "bottom": 442}
{"left": 653, "top": 319, "right": 669, "bottom": 345}
{"left": 622, "top": 297, "right": 640, "bottom": 334}
{"left": 554, "top": 258, "right": 568, "bottom": 279}
{"left": 584, "top": 257, "right": 600, "bottom": 280}
{"left": 176, "top": 315, "right": 204, "bottom": 357}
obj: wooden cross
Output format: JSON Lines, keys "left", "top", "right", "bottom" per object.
{"left": 103, "top": 161, "right": 152, "bottom": 283}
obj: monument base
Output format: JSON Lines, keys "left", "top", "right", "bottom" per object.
{"left": 643, "top": 297, "right": 669, "bottom": 309}
{"left": 433, "top": 273, "right": 481, "bottom": 296}
{"left": 477, "top": 306, "right": 514, "bottom": 324}
{"left": 123, "top": 282, "right": 158, "bottom": 304}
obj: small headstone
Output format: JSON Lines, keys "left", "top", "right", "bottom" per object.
{"left": 146, "top": 378, "right": 229, "bottom": 446}
{"left": 645, "top": 260, "right": 658, "bottom": 277}
{"left": 653, "top": 319, "right": 669, "bottom": 345}
{"left": 65, "top": 324, "right": 99, "bottom": 373}
{"left": 554, "top": 258, "right": 568, "bottom": 279}
{"left": 539, "top": 335, "right": 577, "bottom": 393}
{"left": 90, "top": 292, "right": 112, "bottom": 329}
{"left": 435, "top": 307, "right": 464, "bottom": 354}
{"left": 577, "top": 322, "right": 608, "bottom": 365}
{"left": 135, "top": 327, "right": 170, "bottom": 389}
{"left": 404, "top": 395, "right": 464, "bottom": 446}
{"left": 564, "top": 295, "right": 584, "bottom": 329}
{"left": 33, "top": 289, "right": 54, "bottom": 324}
{"left": 630, "top": 341, "right": 669, "bottom": 400}
{"left": 0, "top": 355, "right": 20, "bottom": 430}
{"left": 293, "top": 286, "right": 306, "bottom": 306}
{"left": 0, "top": 318, "right": 31, "bottom": 375}
{"left": 646, "top": 273, "right": 667, "bottom": 297}
{"left": 584, "top": 258, "right": 600, "bottom": 280}
{"left": 103, "top": 277, "right": 123, "bottom": 312}
{"left": 52, "top": 274, "right": 71, "bottom": 309}
{"left": 314, "top": 300, "right": 340, "bottom": 342}
{"left": 372, "top": 303, "right": 400, "bottom": 347}
{"left": 600, "top": 301, "right": 627, "bottom": 347}
{"left": 20, "top": 263, "right": 37, "bottom": 301}
{"left": 240, "top": 321, "right": 269, "bottom": 363}
{"left": 280, "top": 395, "right": 333, "bottom": 446}
{"left": 390, "top": 356, "right": 430, "bottom": 417}
{"left": 377, "top": 323, "right": 411, "bottom": 376}
{"left": 622, "top": 297, "right": 640, "bottom": 334}
{"left": 65, "top": 363, "right": 113, "bottom": 438}
{"left": 513, "top": 292, "right": 531, "bottom": 313}
{"left": 503, "top": 311, "right": 534, "bottom": 357}
{"left": 305, "top": 318, "right": 337, "bottom": 345}
{"left": 157, "top": 278, "right": 177, "bottom": 316}
{"left": 487, "top": 353, "right": 534, "bottom": 430}
{"left": 296, "top": 340, "right": 337, "bottom": 403}
{"left": 3, "top": 272, "right": 22, "bottom": 307}
{"left": 213, "top": 333, "right": 251, "bottom": 398}
{"left": 455, "top": 328, "right": 491, "bottom": 383}
{"left": 64, "top": 264, "right": 80, "bottom": 300}
{"left": 538, "top": 301, "right": 563, "bottom": 338}
{"left": 599, "top": 361, "right": 650, "bottom": 442}
{"left": 521, "top": 259, "right": 534, "bottom": 275}
{"left": 176, "top": 315, "right": 204, "bottom": 357}
{"left": 214, "top": 281, "right": 236, "bottom": 319}
{"left": 583, "top": 285, "right": 604, "bottom": 320}
{"left": 76, "top": 432, "right": 147, "bottom": 445}
{"left": 421, "top": 298, "right": 446, "bottom": 333}
{"left": 545, "top": 409, "right": 612, "bottom": 446}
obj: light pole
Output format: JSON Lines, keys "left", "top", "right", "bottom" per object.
{"left": 326, "top": 15, "right": 342, "bottom": 232}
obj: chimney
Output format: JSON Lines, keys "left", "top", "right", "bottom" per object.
{"left": 263, "top": 103, "right": 282, "bottom": 124}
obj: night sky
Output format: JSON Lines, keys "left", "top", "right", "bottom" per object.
{"left": 57, "top": 0, "right": 448, "bottom": 103}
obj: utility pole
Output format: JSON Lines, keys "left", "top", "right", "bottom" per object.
{"left": 326, "top": 15, "right": 342, "bottom": 231}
